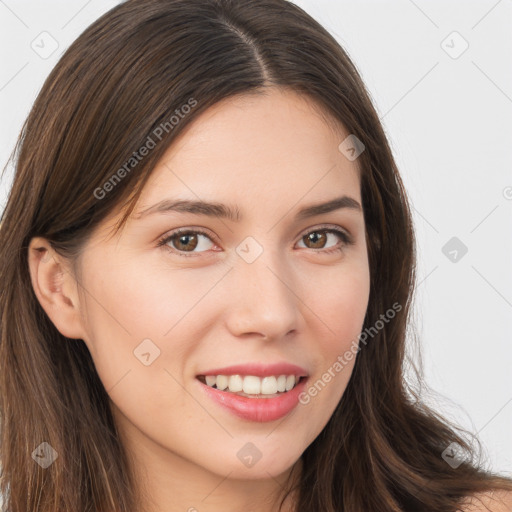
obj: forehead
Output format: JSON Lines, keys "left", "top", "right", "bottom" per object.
{"left": 136, "top": 88, "right": 361, "bottom": 212}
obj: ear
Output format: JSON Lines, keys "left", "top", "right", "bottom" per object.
{"left": 27, "top": 236, "right": 88, "bottom": 340}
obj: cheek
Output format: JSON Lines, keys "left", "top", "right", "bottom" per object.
{"left": 77, "top": 253, "right": 229, "bottom": 389}
{"left": 312, "top": 257, "right": 370, "bottom": 344}
{"left": 300, "top": 259, "right": 369, "bottom": 409}
{"left": 77, "top": 262, "right": 196, "bottom": 431}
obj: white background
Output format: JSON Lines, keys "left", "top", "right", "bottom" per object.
{"left": 1, "top": 0, "right": 511, "bottom": 479}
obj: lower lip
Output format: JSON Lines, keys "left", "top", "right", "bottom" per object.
{"left": 197, "top": 377, "right": 308, "bottom": 422}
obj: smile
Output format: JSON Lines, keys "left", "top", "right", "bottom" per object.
{"left": 197, "top": 374, "right": 304, "bottom": 397}
{"left": 195, "top": 362, "right": 309, "bottom": 421}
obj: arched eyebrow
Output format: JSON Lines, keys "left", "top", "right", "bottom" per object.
{"left": 134, "top": 195, "right": 362, "bottom": 222}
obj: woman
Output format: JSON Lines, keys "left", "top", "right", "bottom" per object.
{"left": 0, "top": 0, "right": 511, "bottom": 511}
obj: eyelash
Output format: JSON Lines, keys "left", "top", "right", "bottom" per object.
{"left": 157, "top": 224, "right": 355, "bottom": 258}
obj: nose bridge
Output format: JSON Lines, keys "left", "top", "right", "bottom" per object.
{"left": 225, "top": 237, "right": 299, "bottom": 338}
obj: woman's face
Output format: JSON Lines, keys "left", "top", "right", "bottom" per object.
{"left": 39, "top": 88, "right": 370, "bottom": 490}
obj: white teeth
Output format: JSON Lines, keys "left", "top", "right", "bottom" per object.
{"left": 285, "top": 375, "right": 295, "bottom": 391}
{"left": 261, "top": 376, "right": 277, "bottom": 395}
{"left": 228, "top": 375, "right": 243, "bottom": 393}
{"left": 216, "top": 375, "right": 228, "bottom": 390}
{"left": 242, "top": 375, "right": 261, "bottom": 394}
{"left": 201, "top": 374, "right": 301, "bottom": 395}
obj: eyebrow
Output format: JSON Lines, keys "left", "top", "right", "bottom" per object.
{"left": 135, "top": 195, "right": 362, "bottom": 222}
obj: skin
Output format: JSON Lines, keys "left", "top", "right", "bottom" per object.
{"left": 28, "top": 87, "right": 371, "bottom": 512}
{"left": 461, "top": 491, "right": 512, "bottom": 512}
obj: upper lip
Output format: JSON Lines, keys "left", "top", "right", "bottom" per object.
{"left": 197, "top": 362, "right": 309, "bottom": 378}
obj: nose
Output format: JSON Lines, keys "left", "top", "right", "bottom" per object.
{"left": 223, "top": 246, "right": 300, "bottom": 341}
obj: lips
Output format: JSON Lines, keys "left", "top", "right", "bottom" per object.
{"left": 196, "top": 362, "right": 309, "bottom": 378}
{"left": 195, "top": 362, "right": 310, "bottom": 422}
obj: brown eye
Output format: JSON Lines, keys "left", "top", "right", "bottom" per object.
{"left": 303, "top": 231, "right": 327, "bottom": 249}
{"left": 159, "top": 229, "right": 216, "bottom": 257}
{"left": 297, "top": 227, "right": 352, "bottom": 254}
{"left": 173, "top": 232, "right": 199, "bottom": 251}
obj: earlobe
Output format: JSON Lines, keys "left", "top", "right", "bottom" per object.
{"left": 27, "top": 237, "right": 87, "bottom": 340}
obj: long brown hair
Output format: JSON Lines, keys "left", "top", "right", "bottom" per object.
{"left": 1, "top": 1, "right": 511, "bottom": 511}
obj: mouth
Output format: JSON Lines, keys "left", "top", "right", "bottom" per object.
{"left": 195, "top": 372, "right": 310, "bottom": 422}
{"left": 196, "top": 374, "right": 307, "bottom": 398}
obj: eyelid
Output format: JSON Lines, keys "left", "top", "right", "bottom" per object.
{"left": 296, "top": 223, "right": 353, "bottom": 244}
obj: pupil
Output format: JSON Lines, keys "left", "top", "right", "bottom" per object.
{"left": 177, "top": 233, "right": 197, "bottom": 251}
{"left": 307, "top": 231, "right": 325, "bottom": 248}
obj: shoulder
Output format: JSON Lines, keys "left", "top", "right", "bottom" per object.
{"left": 459, "top": 490, "right": 512, "bottom": 512}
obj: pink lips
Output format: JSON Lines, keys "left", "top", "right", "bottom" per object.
{"left": 196, "top": 362, "right": 309, "bottom": 422}
{"left": 197, "top": 362, "right": 309, "bottom": 378}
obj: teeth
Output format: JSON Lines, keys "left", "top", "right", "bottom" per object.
{"left": 216, "top": 375, "right": 228, "bottom": 390}
{"left": 243, "top": 375, "right": 261, "bottom": 394}
{"left": 228, "top": 375, "right": 243, "bottom": 392}
{"left": 261, "top": 376, "right": 277, "bottom": 394}
{"left": 285, "top": 375, "right": 295, "bottom": 391}
{"left": 200, "top": 374, "right": 301, "bottom": 395}
{"left": 205, "top": 375, "right": 216, "bottom": 387}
